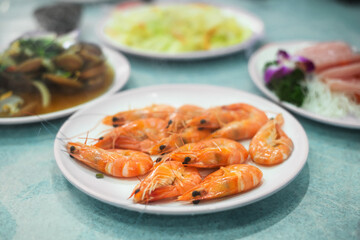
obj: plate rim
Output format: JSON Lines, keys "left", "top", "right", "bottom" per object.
{"left": 54, "top": 84, "right": 309, "bottom": 215}
{"left": 0, "top": 44, "right": 131, "bottom": 125}
{"left": 248, "top": 40, "right": 360, "bottom": 129}
{"left": 97, "top": 2, "right": 265, "bottom": 60}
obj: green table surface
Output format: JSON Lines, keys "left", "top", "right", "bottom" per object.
{"left": 1, "top": 0, "right": 360, "bottom": 239}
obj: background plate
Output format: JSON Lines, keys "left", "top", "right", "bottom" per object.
{"left": 54, "top": 84, "right": 308, "bottom": 215}
{"left": 97, "top": 2, "right": 264, "bottom": 60}
{"left": 248, "top": 41, "right": 360, "bottom": 129}
{"left": 0, "top": 45, "right": 130, "bottom": 125}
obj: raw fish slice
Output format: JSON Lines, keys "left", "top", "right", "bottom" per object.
{"left": 296, "top": 42, "right": 360, "bottom": 72}
{"left": 319, "top": 62, "right": 360, "bottom": 79}
{"left": 322, "top": 78, "right": 360, "bottom": 96}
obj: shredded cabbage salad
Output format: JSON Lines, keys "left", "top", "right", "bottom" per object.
{"left": 302, "top": 77, "right": 360, "bottom": 118}
{"left": 104, "top": 4, "right": 251, "bottom": 53}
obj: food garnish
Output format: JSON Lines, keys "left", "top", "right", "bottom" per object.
{"left": 263, "top": 42, "right": 360, "bottom": 118}
{"left": 264, "top": 50, "right": 315, "bottom": 106}
{"left": 96, "top": 173, "right": 104, "bottom": 179}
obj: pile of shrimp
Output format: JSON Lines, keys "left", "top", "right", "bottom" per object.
{"left": 66, "top": 103, "right": 294, "bottom": 204}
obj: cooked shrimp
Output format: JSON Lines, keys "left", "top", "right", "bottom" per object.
{"left": 164, "top": 138, "right": 248, "bottom": 168}
{"left": 149, "top": 127, "right": 212, "bottom": 155}
{"left": 102, "top": 104, "right": 175, "bottom": 126}
{"left": 67, "top": 142, "right": 153, "bottom": 177}
{"left": 130, "top": 161, "right": 202, "bottom": 203}
{"left": 249, "top": 114, "right": 294, "bottom": 166}
{"left": 94, "top": 118, "right": 168, "bottom": 153}
{"left": 151, "top": 143, "right": 197, "bottom": 169}
{"left": 178, "top": 164, "right": 262, "bottom": 203}
{"left": 209, "top": 104, "right": 268, "bottom": 140}
{"left": 186, "top": 103, "right": 252, "bottom": 129}
{"left": 166, "top": 104, "right": 205, "bottom": 133}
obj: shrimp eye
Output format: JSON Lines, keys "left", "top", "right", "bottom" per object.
{"left": 112, "top": 116, "right": 120, "bottom": 122}
{"left": 166, "top": 119, "right": 173, "bottom": 128}
{"left": 70, "top": 145, "right": 76, "bottom": 153}
{"left": 197, "top": 127, "right": 204, "bottom": 131}
{"left": 192, "top": 200, "right": 200, "bottom": 204}
{"left": 113, "top": 124, "right": 119, "bottom": 128}
{"left": 69, "top": 154, "right": 74, "bottom": 159}
{"left": 200, "top": 119, "right": 206, "bottom": 124}
{"left": 192, "top": 191, "right": 201, "bottom": 197}
{"left": 156, "top": 157, "right": 162, "bottom": 163}
{"left": 99, "top": 136, "right": 104, "bottom": 140}
{"left": 183, "top": 157, "right": 191, "bottom": 164}
{"left": 135, "top": 188, "right": 140, "bottom": 194}
{"left": 159, "top": 145, "right": 166, "bottom": 151}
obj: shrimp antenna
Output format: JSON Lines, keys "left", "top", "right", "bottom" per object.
{"left": 174, "top": 135, "right": 185, "bottom": 150}
{"left": 180, "top": 119, "right": 187, "bottom": 129}
{"left": 64, "top": 115, "right": 104, "bottom": 142}
{"left": 84, "top": 131, "right": 89, "bottom": 145}
{"left": 35, "top": 114, "right": 63, "bottom": 135}
{"left": 264, "top": 110, "right": 280, "bottom": 119}
{"left": 37, "top": 118, "right": 69, "bottom": 145}
{"left": 215, "top": 111, "right": 225, "bottom": 127}
{"left": 78, "top": 137, "right": 99, "bottom": 142}
{"left": 169, "top": 165, "right": 186, "bottom": 194}
{"left": 212, "top": 140, "right": 222, "bottom": 152}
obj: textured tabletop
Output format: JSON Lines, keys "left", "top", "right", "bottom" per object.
{"left": 1, "top": 0, "right": 360, "bottom": 239}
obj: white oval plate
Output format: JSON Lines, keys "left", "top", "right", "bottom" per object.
{"left": 0, "top": 45, "right": 130, "bottom": 125}
{"left": 248, "top": 41, "right": 360, "bottom": 129}
{"left": 97, "top": 2, "right": 264, "bottom": 60}
{"left": 54, "top": 84, "right": 308, "bottom": 215}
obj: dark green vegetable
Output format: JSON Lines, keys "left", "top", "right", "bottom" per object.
{"left": 263, "top": 60, "right": 278, "bottom": 70}
{"left": 0, "top": 64, "right": 7, "bottom": 73}
{"left": 266, "top": 68, "right": 307, "bottom": 107}
{"left": 96, "top": 173, "right": 104, "bottom": 179}
{"left": 55, "top": 69, "right": 73, "bottom": 78}
{"left": 18, "top": 39, "right": 64, "bottom": 59}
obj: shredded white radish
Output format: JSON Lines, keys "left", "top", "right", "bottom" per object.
{"left": 301, "top": 77, "right": 360, "bottom": 118}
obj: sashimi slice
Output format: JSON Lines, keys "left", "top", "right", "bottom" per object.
{"left": 319, "top": 62, "right": 360, "bottom": 79}
{"left": 296, "top": 42, "right": 360, "bottom": 72}
{"left": 322, "top": 78, "right": 360, "bottom": 96}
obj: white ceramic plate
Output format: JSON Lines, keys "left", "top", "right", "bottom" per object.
{"left": 54, "top": 84, "right": 308, "bottom": 215}
{"left": 0, "top": 45, "right": 130, "bottom": 125}
{"left": 248, "top": 41, "right": 360, "bottom": 129}
{"left": 97, "top": 2, "right": 264, "bottom": 60}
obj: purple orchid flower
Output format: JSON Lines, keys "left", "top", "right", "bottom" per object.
{"left": 264, "top": 50, "right": 315, "bottom": 84}
{"left": 264, "top": 65, "right": 293, "bottom": 84}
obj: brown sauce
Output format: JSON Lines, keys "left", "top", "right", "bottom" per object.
{"left": 12, "top": 65, "right": 114, "bottom": 116}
